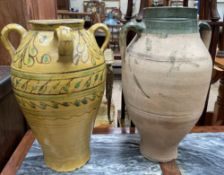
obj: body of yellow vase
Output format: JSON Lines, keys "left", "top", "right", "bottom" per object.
{"left": 1, "top": 19, "right": 110, "bottom": 172}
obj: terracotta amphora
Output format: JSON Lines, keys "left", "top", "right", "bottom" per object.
{"left": 120, "top": 7, "right": 212, "bottom": 162}
{"left": 1, "top": 19, "right": 110, "bottom": 171}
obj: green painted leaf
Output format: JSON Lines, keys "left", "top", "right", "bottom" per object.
{"left": 62, "top": 102, "right": 69, "bottom": 107}
{"left": 39, "top": 85, "right": 46, "bottom": 92}
{"left": 91, "top": 57, "right": 96, "bottom": 65}
{"left": 21, "top": 82, "right": 27, "bottom": 89}
{"left": 52, "top": 102, "right": 59, "bottom": 109}
{"left": 53, "top": 82, "right": 60, "bottom": 89}
{"left": 16, "top": 79, "right": 19, "bottom": 85}
{"left": 41, "top": 54, "right": 51, "bottom": 64}
{"left": 63, "top": 86, "right": 69, "bottom": 92}
{"left": 91, "top": 95, "right": 96, "bottom": 101}
{"left": 18, "top": 60, "right": 22, "bottom": 68}
{"left": 95, "top": 74, "right": 99, "bottom": 81}
{"left": 39, "top": 102, "right": 47, "bottom": 110}
{"left": 29, "top": 102, "right": 36, "bottom": 109}
{"left": 31, "top": 86, "right": 38, "bottom": 92}
{"left": 74, "top": 100, "right": 81, "bottom": 107}
{"left": 29, "top": 47, "right": 38, "bottom": 57}
{"left": 75, "top": 81, "right": 81, "bottom": 89}
{"left": 84, "top": 77, "right": 92, "bottom": 88}
{"left": 81, "top": 98, "right": 88, "bottom": 104}
{"left": 26, "top": 57, "right": 34, "bottom": 66}
{"left": 86, "top": 82, "right": 91, "bottom": 88}
{"left": 100, "top": 73, "right": 103, "bottom": 81}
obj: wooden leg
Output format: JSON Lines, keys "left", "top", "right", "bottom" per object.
{"left": 183, "top": 0, "right": 188, "bottom": 6}
{"left": 213, "top": 73, "right": 224, "bottom": 125}
{"left": 121, "top": 92, "right": 125, "bottom": 120}
{"left": 197, "top": 90, "right": 210, "bottom": 125}
{"left": 163, "top": 0, "right": 169, "bottom": 6}
{"left": 125, "top": 0, "right": 133, "bottom": 20}
{"left": 210, "top": 0, "right": 220, "bottom": 21}
{"left": 209, "top": 25, "right": 220, "bottom": 61}
{"left": 197, "top": 68, "right": 223, "bottom": 125}
{"left": 130, "top": 121, "right": 135, "bottom": 127}
{"left": 121, "top": 91, "right": 135, "bottom": 128}
{"left": 199, "top": 0, "right": 210, "bottom": 20}
{"left": 106, "top": 64, "right": 114, "bottom": 123}
{"left": 160, "top": 160, "right": 182, "bottom": 175}
{"left": 217, "top": 26, "right": 224, "bottom": 58}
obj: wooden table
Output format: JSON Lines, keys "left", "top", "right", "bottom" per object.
{"left": 213, "top": 58, "right": 224, "bottom": 125}
{"left": 1, "top": 126, "right": 224, "bottom": 175}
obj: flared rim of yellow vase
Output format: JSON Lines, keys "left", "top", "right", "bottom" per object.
{"left": 29, "top": 19, "right": 85, "bottom": 30}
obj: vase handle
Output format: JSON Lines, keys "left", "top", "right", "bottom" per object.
{"left": 55, "top": 26, "right": 74, "bottom": 63}
{"left": 88, "top": 23, "right": 110, "bottom": 52}
{"left": 1, "top": 24, "right": 27, "bottom": 58}
{"left": 119, "top": 21, "right": 145, "bottom": 62}
{"left": 199, "top": 21, "right": 212, "bottom": 49}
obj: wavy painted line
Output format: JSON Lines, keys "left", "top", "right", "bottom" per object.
{"left": 13, "top": 81, "right": 105, "bottom": 97}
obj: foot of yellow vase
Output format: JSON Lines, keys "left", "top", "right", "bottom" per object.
{"left": 45, "top": 154, "right": 90, "bottom": 172}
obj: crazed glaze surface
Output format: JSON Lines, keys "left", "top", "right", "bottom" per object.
{"left": 1, "top": 19, "right": 110, "bottom": 172}
{"left": 120, "top": 8, "right": 212, "bottom": 162}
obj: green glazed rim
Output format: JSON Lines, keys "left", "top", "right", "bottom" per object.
{"left": 142, "top": 7, "right": 198, "bottom": 34}
{"left": 143, "top": 7, "right": 197, "bottom": 19}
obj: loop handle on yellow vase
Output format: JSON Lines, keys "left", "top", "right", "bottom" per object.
{"left": 1, "top": 24, "right": 27, "bottom": 58}
{"left": 88, "top": 23, "right": 110, "bottom": 52}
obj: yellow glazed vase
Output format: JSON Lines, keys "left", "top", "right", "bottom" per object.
{"left": 1, "top": 19, "right": 110, "bottom": 172}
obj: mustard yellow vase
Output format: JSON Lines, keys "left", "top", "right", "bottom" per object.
{"left": 1, "top": 19, "right": 110, "bottom": 172}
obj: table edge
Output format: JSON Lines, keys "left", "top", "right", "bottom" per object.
{"left": 2, "top": 126, "right": 224, "bottom": 175}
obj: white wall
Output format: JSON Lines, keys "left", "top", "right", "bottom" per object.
{"left": 218, "top": 0, "right": 224, "bottom": 20}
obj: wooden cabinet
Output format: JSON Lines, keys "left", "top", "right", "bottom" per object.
{"left": 57, "top": 0, "right": 70, "bottom": 10}
{"left": 0, "top": 66, "right": 27, "bottom": 171}
{"left": 0, "top": 0, "right": 57, "bottom": 65}
{"left": 0, "top": 0, "right": 57, "bottom": 171}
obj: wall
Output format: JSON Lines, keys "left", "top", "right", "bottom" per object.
{"left": 218, "top": 0, "right": 224, "bottom": 20}
{"left": 69, "top": 0, "right": 141, "bottom": 17}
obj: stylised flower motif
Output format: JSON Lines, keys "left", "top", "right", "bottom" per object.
{"left": 29, "top": 47, "right": 38, "bottom": 57}
{"left": 41, "top": 54, "right": 51, "bottom": 64}
{"left": 73, "top": 37, "right": 89, "bottom": 65}
{"left": 81, "top": 46, "right": 89, "bottom": 63}
{"left": 13, "top": 32, "right": 52, "bottom": 68}
{"left": 39, "top": 35, "right": 48, "bottom": 44}
{"left": 25, "top": 57, "right": 34, "bottom": 66}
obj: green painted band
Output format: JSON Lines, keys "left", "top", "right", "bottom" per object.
{"left": 143, "top": 7, "right": 197, "bottom": 19}
{"left": 13, "top": 82, "right": 104, "bottom": 100}
{"left": 144, "top": 20, "right": 198, "bottom": 34}
{"left": 11, "top": 62, "right": 105, "bottom": 80}
{"left": 141, "top": 7, "right": 198, "bottom": 34}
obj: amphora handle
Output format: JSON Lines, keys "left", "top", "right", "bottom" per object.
{"left": 88, "top": 23, "right": 110, "bottom": 52}
{"left": 199, "top": 21, "right": 212, "bottom": 49}
{"left": 1, "top": 24, "right": 27, "bottom": 58}
{"left": 55, "top": 26, "right": 74, "bottom": 63}
{"left": 119, "top": 21, "right": 145, "bottom": 62}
